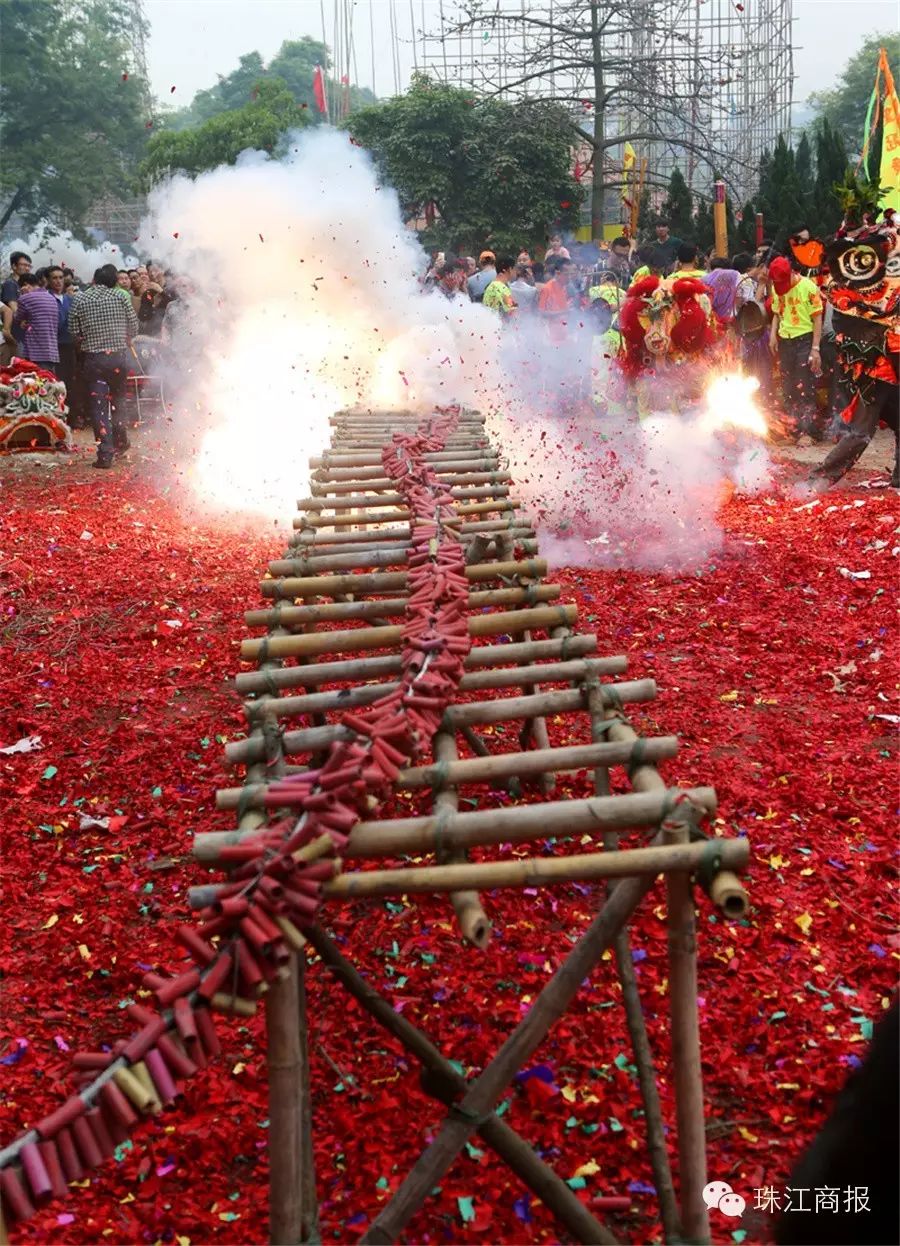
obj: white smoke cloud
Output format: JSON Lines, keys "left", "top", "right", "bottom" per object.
{"left": 136, "top": 130, "right": 500, "bottom": 515}
{"left": 1, "top": 229, "right": 139, "bottom": 276}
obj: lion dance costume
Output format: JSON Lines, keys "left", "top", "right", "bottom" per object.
{"left": 618, "top": 275, "right": 718, "bottom": 416}
{"left": 812, "top": 208, "right": 900, "bottom": 486}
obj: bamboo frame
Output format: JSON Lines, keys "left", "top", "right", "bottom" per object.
{"left": 206, "top": 406, "right": 750, "bottom": 1245}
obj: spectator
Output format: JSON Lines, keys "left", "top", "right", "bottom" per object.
{"left": 482, "top": 255, "right": 517, "bottom": 317}
{"left": 115, "top": 270, "right": 133, "bottom": 300}
{"left": 436, "top": 258, "right": 467, "bottom": 300}
{"left": 137, "top": 272, "right": 176, "bottom": 336}
{"left": 538, "top": 257, "right": 575, "bottom": 343}
{"left": 545, "top": 233, "right": 571, "bottom": 261}
{"left": 47, "top": 265, "right": 78, "bottom": 416}
{"left": 510, "top": 263, "right": 538, "bottom": 309}
{"left": 647, "top": 220, "right": 682, "bottom": 274}
{"left": 69, "top": 262, "right": 138, "bottom": 468}
{"left": 607, "top": 236, "right": 634, "bottom": 283}
{"left": 768, "top": 255, "right": 824, "bottom": 440}
{"left": 1, "top": 251, "right": 32, "bottom": 311}
{"left": 464, "top": 256, "right": 477, "bottom": 278}
{"left": 673, "top": 243, "right": 706, "bottom": 278}
{"left": 703, "top": 256, "right": 741, "bottom": 324}
{"left": 468, "top": 251, "right": 497, "bottom": 303}
{"left": 0, "top": 301, "right": 15, "bottom": 366}
{"left": 12, "top": 273, "right": 60, "bottom": 375}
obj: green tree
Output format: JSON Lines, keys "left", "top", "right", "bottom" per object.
{"left": 636, "top": 185, "right": 653, "bottom": 235}
{"left": 661, "top": 168, "right": 694, "bottom": 240}
{"left": 345, "top": 75, "right": 582, "bottom": 253}
{"left": 756, "top": 134, "right": 804, "bottom": 244}
{"left": 736, "top": 199, "right": 758, "bottom": 251}
{"left": 141, "top": 79, "right": 310, "bottom": 181}
{"left": 812, "top": 117, "right": 850, "bottom": 233}
{"left": 0, "top": 0, "right": 149, "bottom": 231}
{"left": 168, "top": 52, "right": 268, "bottom": 129}
{"left": 809, "top": 32, "right": 900, "bottom": 165}
{"left": 165, "top": 37, "right": 374, "bottom": 133}
{"left": 794, "top": 131, "right": 814, "bottom": 223}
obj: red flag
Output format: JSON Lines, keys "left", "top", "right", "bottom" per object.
{"left": 313, "top": 65, "right": 328, "bottom": 115}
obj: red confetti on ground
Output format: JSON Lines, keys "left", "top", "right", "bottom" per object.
{"left": 0, "top": 458, "right": 895, "bottom": 1244}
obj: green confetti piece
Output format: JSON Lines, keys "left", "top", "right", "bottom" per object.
{"left": 395, "top": 976, "right": 407, "bottom": 988}
{"left": 769, "top": 1010, "right": 787, "bottom": 1022}
{"left": 375, "top": 1177, "right": 389, "bottom": 1191}
{"left": 228, "top": 1192, "right": 240, "bottom": 1201}
{"left": 83, "top": 865, "right": 98, "bottom": 874}
{"left": 457, "top": 1196, "right": 475, "bottom": 1223}
{"left": 566, "top": 1176, "right": 587, "bottom": 1190}
{"left": 732, "top": 1232, "right": 748, "bottom": 1243}
{"left": 220, "top": 1212, "right": 239, "bottom": 1223}
{"left": 614, "top": 1053, "right": 630, "bottom": 1071}
{"left": 113, "top": 1140, "right": 133, "bottom": 1162}
{"left": 420, "top": 953, "right": 436, "bottom": 965}
{"left": 151, "top": 785, "right": 162, "bottom": 797}
{"left": 464, "top": 1143, "right": 484, "bottom": 1160}
{"left": 385, "top": 902, "right": 404, "bottom": 915}
{"left": 41, "top": 766, "right": 57, "bottom": 780}
{"left": 608, "top": 1117, "right": 624, "bottom": 1133}
{"left": 581, "top": 1123, "right": 599, "bottom": 1135}
{"left": 565, "top": 1116, "right": 578, "bottom": 1129}
{"left": 449, "top": 1060, "right": 466, "bottom": 1076}
{"left": 143, "top": 882, "right": 154, "bottom": 894}
{"left": 495, "top": 1098, "right": 510, "bottom": 1117}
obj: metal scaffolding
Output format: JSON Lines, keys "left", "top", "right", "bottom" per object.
{"left": 420, "top": 0, "right": 794, "bottom": 206}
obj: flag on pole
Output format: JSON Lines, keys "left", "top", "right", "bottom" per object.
{"left": 877, "top": 48, "right": 900, "bottom": 212}
{"left": 621, "top": 142, "right": 636, "bottom": 206}
{"left": 313, "top": 65, "right": 329, "bottom": 117}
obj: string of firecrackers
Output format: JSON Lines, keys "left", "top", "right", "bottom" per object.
{"left": 0, "top": 408, "right": 472, "bottom": 1226}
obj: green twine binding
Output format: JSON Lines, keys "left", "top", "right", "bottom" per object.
{"left": 696, "top": 837, "right": 724, "bottom": 894}
{"left": 426, "top": 760, "right": 451, "bottom": 795}
{"left": 627, "top": 737, "right": 648, "bottom": 779}
{"left": 432, "top": 805, "right": 454, "bottom": 860}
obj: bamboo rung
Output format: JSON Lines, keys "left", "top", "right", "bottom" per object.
{"left": 244, "top": 584, "right": 561, "bottom": 629}
{"left": 261, "top": 557, "right": 548, "bottom": 594}
{"left": 239, "top": 604, "right": 578, "bottom": 661}
{"left": 234, "top": 634, "right": 601, "bottom": 695}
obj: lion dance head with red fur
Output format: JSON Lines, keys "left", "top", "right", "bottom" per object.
{"left": 618, "top": 275, "right": 718, "bottom": 380}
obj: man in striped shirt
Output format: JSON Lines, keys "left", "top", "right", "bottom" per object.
{"left": 69, "top": 264, "right": 138, "bottom": 468}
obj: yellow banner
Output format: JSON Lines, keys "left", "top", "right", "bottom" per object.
{"left": 879, "top": 47, "right": 900, "bottom": 212}
{"left": 621, "top": 142, "right": 636, "bottom": 205}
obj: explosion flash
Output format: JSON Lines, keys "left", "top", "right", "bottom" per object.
{"left": 699, "top": 372, "right": 769, "bottom": 439}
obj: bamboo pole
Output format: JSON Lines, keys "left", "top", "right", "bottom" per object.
{"left": 664, "top": 815, "right": 710, "bottom": 1244}
{"left": 588, "top": 692, "right": 680, "bottom": 1240}
{"left": 244, "top": 584, "right": 561, "bottom": 629}
{"left": 226, "top": 679, "right": 649, "bottom": 764}
{"left": 323, "top": 837, "right": 748, "bottom": 900}
{"left": 198, "top": 787, "right": 718, "bottom": 873}
{"left": 433, "top": 731, "right": 491, "bottom": 948}
{"left": 359, "top": 842, "right": 668, "bottom": 1244}
{"left": 262, "top": 556, "right": 547, "bottom": 592}
{"left": 306, "top": 926, "right": 617, "bottom": 1245}
{"left": 234, "top": 634, "right": 601, "bottom": 695}
{"left": 297, "top": 485, "right": 510, "bottom": 511}
{"left": 239, "top": 604, "right": 578, "bottom": 662}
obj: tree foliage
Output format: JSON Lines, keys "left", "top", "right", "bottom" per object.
{"left": 345, "top": 75, "right": 582, "bottom": 253}
{"left": 660, "top": 169, "right": 693, "bottom": 238}
{"left": 165, "top": 37, "right": 374, "bottom": 132}
{"left": 0, "top": 0, "right": 149, "bottom": 232}
{"left": 812, "top": 118, "right": 849, "bottom": 233}
{"left": 141, "top": 79, "right": 310, "bottom": 181}
{"left": 809, "top": 32, "right": 900, "bottom": 157}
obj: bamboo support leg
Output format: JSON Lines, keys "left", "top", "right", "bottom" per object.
{"left": 433, "top": 732, "right": 491, "bottom": 949}
{"left": 243, "top": 619, "right": 318, "bottom": 1244}
{"left": 588, "top": 698, "right": 680, "bottom": 1239}
{"left": 307, "top": 928, "right": 616, "bottom": 1246}
{"left": 664, "top": 817, "right": 710, "bottom": 1244}
{"left": 360, "top": 859, "right": 660, "bottom": 1243}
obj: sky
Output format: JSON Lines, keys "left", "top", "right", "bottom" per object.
{"left": 144, "top": 0, "right": 898, "bottom": 109}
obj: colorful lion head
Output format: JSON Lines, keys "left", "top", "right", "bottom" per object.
{"left": 618, "top": 274, "right": 717, "bottom": 377}
{"left": 824, "top": 210, "right": 900, "bottom": 324}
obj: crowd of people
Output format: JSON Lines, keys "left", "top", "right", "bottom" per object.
{"left": 421, "top": 220, "right": 898, "bottom": 487}
{"left": 0, "top": 250, "right": 178, "bottom": 467}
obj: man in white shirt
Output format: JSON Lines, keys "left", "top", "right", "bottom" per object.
{"left": 467, "top": 251, "right": 496, "bottom": 302}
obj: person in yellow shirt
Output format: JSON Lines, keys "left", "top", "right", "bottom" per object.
{"left": 481, "top": 256, "right": 517, "bottom": 317}
{"left": 767, "top": 255, "right": 824, "bottom": 439}
{"left": 673, "top": 242, "right": 707, "bottom": 279}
